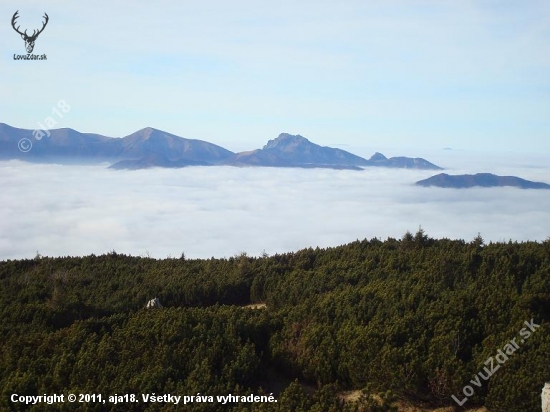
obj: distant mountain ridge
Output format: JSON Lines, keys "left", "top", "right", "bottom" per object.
{"left": 230, "top": 133, "right": 442, "bottom": 170}
{"left": 0, "top": 123, "right": 442, "bottom": 171}
{"left": 229, "top": 133, "right": 369, "bottom": 169}
{"left": 117, "top": 128, "right": 233, "bottom": 164}
{"left": 416, "top": 173, "right": 550, "bottom": 189}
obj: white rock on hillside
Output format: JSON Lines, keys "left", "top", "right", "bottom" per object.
{"left": 543, "top": 383, "right": 550, "bottom": 412}
{"left": 146, "top": 298, "right": 162, "bottom": 309}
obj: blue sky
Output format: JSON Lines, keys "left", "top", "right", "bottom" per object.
{"left": 1, "top": 0, "right": 549, "bottom": 153}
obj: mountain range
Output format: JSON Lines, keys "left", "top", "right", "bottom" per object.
{"left": 416, "top": 173, "right": 550, "bottom": 189}
{"left": 0, "top": 123, "right": 442, "bottom": 170}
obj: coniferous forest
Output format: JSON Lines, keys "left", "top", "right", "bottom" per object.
{"left": 1, "top": 231, "right": 549, "bottom": 411}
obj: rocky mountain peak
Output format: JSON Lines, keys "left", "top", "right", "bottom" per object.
{"left": 263, "top": 133, "right": 311, "bottom": 151}
{"left": 369, "top": 152, "right": 388, "bottom": 161}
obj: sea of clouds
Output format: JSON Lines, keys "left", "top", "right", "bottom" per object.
{"left": 0, "top": 150, "right": 549, "bottom": 260}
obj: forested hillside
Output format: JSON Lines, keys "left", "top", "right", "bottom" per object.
{"left": 1, "top": 232, "right": 549, "bottom": 411}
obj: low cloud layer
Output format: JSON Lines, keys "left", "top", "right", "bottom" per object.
{"left": 1, "top": 152, "right": 549, "bottom": 260}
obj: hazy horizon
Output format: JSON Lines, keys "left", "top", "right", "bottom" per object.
{"left": 4, "top": 121, "right": 550, "bottom": 158}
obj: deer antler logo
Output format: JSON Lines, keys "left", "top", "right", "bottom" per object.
{"left": 11, "top": 11, "right": 49, "bottom": 54}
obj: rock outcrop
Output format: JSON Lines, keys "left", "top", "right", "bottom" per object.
{"left": 145, "top": 297, "right": 162, "bottom": 309}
